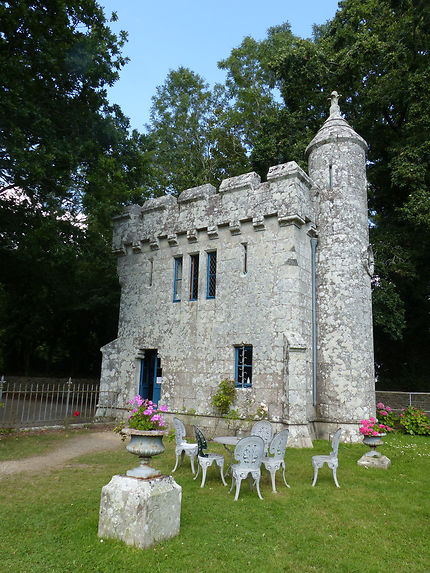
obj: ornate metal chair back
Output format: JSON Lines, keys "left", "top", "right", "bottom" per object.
{"left": 193, "top": 425, "right": 208, "bottom": 458}
{"left": 251, "top": 420, "right": 274, "bottom": 454}
{"left": 234, "top": 435, "right": 265, "bottom": 469}
{"left": 173, "top": 417, "right": 187, "bottom": 445}
{"left": 268, "top": 429, "right": 289, "bottom": 459}
{"left": 330, "top": 428, "right": 342, "bottom": 456}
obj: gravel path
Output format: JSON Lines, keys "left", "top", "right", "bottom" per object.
{"left": 0, "top": 431, "right": 123, "bottom": 477}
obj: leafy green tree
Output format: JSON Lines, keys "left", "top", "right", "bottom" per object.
{"left": 213, "top": 0, "right": 429, "bottom": 389}
{"left": 318, "top": 0, "right": 430, "bottom": 390}
{"left": 257, "top": 0, "right": 430, "bottom": 389}
{"left": 0, "top": 0, "right": 126, "bottom": 203}
{"left": 146, "top": 67, "right": 213, "bottom": 194}
{"left": 146, "top": 67, "right": 249, "bottom": 194}
{"left": 0, "top": 1, "right": 152, "bottom": 376}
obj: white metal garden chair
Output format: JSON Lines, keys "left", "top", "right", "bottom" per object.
{"left": 230, "top": 435, "right": 265, "bottom": 501}
{"left": 193, "top": 426, "right": 227, "bottom": 488}
{"left": 172, "top": 417, "right": 198, "bottom": 474}
{"left": 251, "top": 420, "right": 274, "bottom": 455}
{"left": 311, "top": 428, "right": 342, "bottom": 488}
{"left": 262, "top": 429, "right": 290, "bottom": 493}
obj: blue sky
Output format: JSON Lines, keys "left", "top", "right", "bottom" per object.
{"left": 99, "top": 1, "right": 340, "bottom": 131}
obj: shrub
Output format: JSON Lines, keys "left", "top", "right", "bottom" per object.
{"left": 399, "top": 406, "right": 430, "bottom": 436}
{"left": 211, "top": 379, "right": 236, "bottom": 415}
{"left": 376, "top": 402, "right": 398, "bottom": 428}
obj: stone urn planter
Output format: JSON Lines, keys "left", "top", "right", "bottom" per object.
{"left": 358, "top": 432, "right": 391, "bottom": 469}
{"left": 123, "top": 428, "right": 166, "bottom": 478}
{"left": 362, "top": 432, "right": 386, "bottom": 458}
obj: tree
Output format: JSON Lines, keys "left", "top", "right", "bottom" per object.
{"left": 0, "top": 0, "right": 126, "bottom": 203}
{"left": 261, "top": 0, "right": 430, "bottom": 389}
{"left": 0, "top": 1, "right": 152, "bottom": 376}
{"left": 218, "top": 23, "right": 332, "bottom": 177}
{"left": 208, "top": 0, "right": 429, "bottom": 389}
{"left": 146, "top": 67, "right": 249, "bottom": 195}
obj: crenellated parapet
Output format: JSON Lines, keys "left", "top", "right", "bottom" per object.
{"left": 112, "top": 162, "right": 315, "bottom": 255}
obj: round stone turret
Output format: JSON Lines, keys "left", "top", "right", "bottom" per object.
{"left": 306, "top": 91, "right": 375, "bottom": 441}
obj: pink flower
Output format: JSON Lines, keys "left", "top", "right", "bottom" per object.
{"left": 386, "top": 406, "right": 391, "bottom": 412}
{"left": 370, "top": 417, "right": 376, "bottom": 423}
{"left": 372, "top": 431, "right": 379, "bottom": 436}
{"left": 376, "top": 402, "right": 384, "bottom": 409}
{"left": 160, "top": 405, "right": 167, "bottom": 412}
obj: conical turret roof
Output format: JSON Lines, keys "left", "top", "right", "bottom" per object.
{"left": 305, "top": 91, "right": 367, "bottom": 158}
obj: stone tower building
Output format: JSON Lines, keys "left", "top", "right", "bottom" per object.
{"left": 100, "top": 93, "right": 375, "bottom": 445}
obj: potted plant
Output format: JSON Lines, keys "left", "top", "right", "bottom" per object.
{"left": 359, "top": 417, "right": 393, "bottom": 457}
{"left": 115, "top": 395, "right": 168, "bottom": 478}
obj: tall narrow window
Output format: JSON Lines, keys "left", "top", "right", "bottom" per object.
{"left": 235, "top": 345, "right": 253, "bottom": 387}
{"left": 329, "top": 165, "right": 333, "bottom": 190}
{"left": 206, "top": 251, "right": 216, "bottom": 299}
{"left": 189, "top": 254, "right": 199, "bottom": 300}
{"left": 173, "top": 256, "right": 182, "bottom": 302}
{"left": 149, "top": 258, "right": 153, "bottom": 287}
{"left": 242, "top": 243, "right": 248, "bottom": 275}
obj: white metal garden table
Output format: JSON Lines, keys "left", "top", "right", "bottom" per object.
{"left": 213, "top": 435, "right": 241, "bottom": 475}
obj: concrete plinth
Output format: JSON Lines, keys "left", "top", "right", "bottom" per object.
{"left": 98, "top": 474, "right": 182, "bottom": 549}
{"left": 357, "top": 454, "right": 391, "bottom": 469}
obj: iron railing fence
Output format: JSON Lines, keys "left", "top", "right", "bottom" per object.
{"left": 375, "top": 391, "right": 430, "bottom": 414}
{"left": 0, "top": 377, "right": 119, "bottom": 428}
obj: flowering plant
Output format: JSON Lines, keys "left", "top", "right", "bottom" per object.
{"left": 255, "top": 401, "right": 269, "bottom": 420}
{"left": 114, "top": 395, "right": 167, "bottom": 436}
{"left": 359, "top": 417, "right": 393, "bottom": 437}
{"left": 376, "top": 402, "right": 398, "bottom": 428}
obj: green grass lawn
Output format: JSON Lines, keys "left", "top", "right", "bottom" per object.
{"left": 0, "top": 431, "right": 429, "bottom": 573}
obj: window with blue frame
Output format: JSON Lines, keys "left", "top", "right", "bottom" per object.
{"left": 206, "top": 251, "right": 216, "bottom": 299}
{"left": 173, "top": 256, "right": 183, "bottom": 302}
{"left": 189, "top": 253, "right": 199, "bottom": 300}
{"left": 235, "top": 345, "right": 253, "bottom": 387}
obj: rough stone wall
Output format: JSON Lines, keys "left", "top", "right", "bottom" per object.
{"left": 100, "top": 98, "right": 377, "bottom": 445}
{"left": 306, "top": 118, "right": 375, "bottom": 437}
{"left": 101, "top": 163, "right": 316, "bottom": 443}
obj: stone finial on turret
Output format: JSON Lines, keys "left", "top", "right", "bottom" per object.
{"left": 329, "top": 90, "right": 342, "bottom": 118}
{"left": 305, "top": 90, "right": 367, "bottom": 158}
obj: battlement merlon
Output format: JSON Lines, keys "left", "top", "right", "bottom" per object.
{"left": 112, "top": 161, "right": 316, "bottom": 255}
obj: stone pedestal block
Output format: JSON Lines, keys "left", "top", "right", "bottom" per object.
{"left": 98, "top": 474, "right": 181, "bottom": 549}
{"left": 357, "top": 454, "right": 391, "bottom": 469}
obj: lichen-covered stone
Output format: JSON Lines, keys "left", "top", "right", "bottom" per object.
{"left": 99, "top": 92, "right": 375, "bottom": 445}
{"left": 98, "top": 475, "right": 181, "bottom": 549}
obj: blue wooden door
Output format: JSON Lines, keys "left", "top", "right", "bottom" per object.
{"left": 139, "top": 350, "right": 161, "bottom": 405}
{"left": 153, "top": 353, "right": 161, "bottom": 404}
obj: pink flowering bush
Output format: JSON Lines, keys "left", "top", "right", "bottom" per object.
{"left": 376, "top": 402, "right": 398, "bottom": 428}
{"left": 359, "top": 417, "right": 394, "bottom": 437}
{"left": 114, "top": 395, "right": 168, "bottom": 436}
